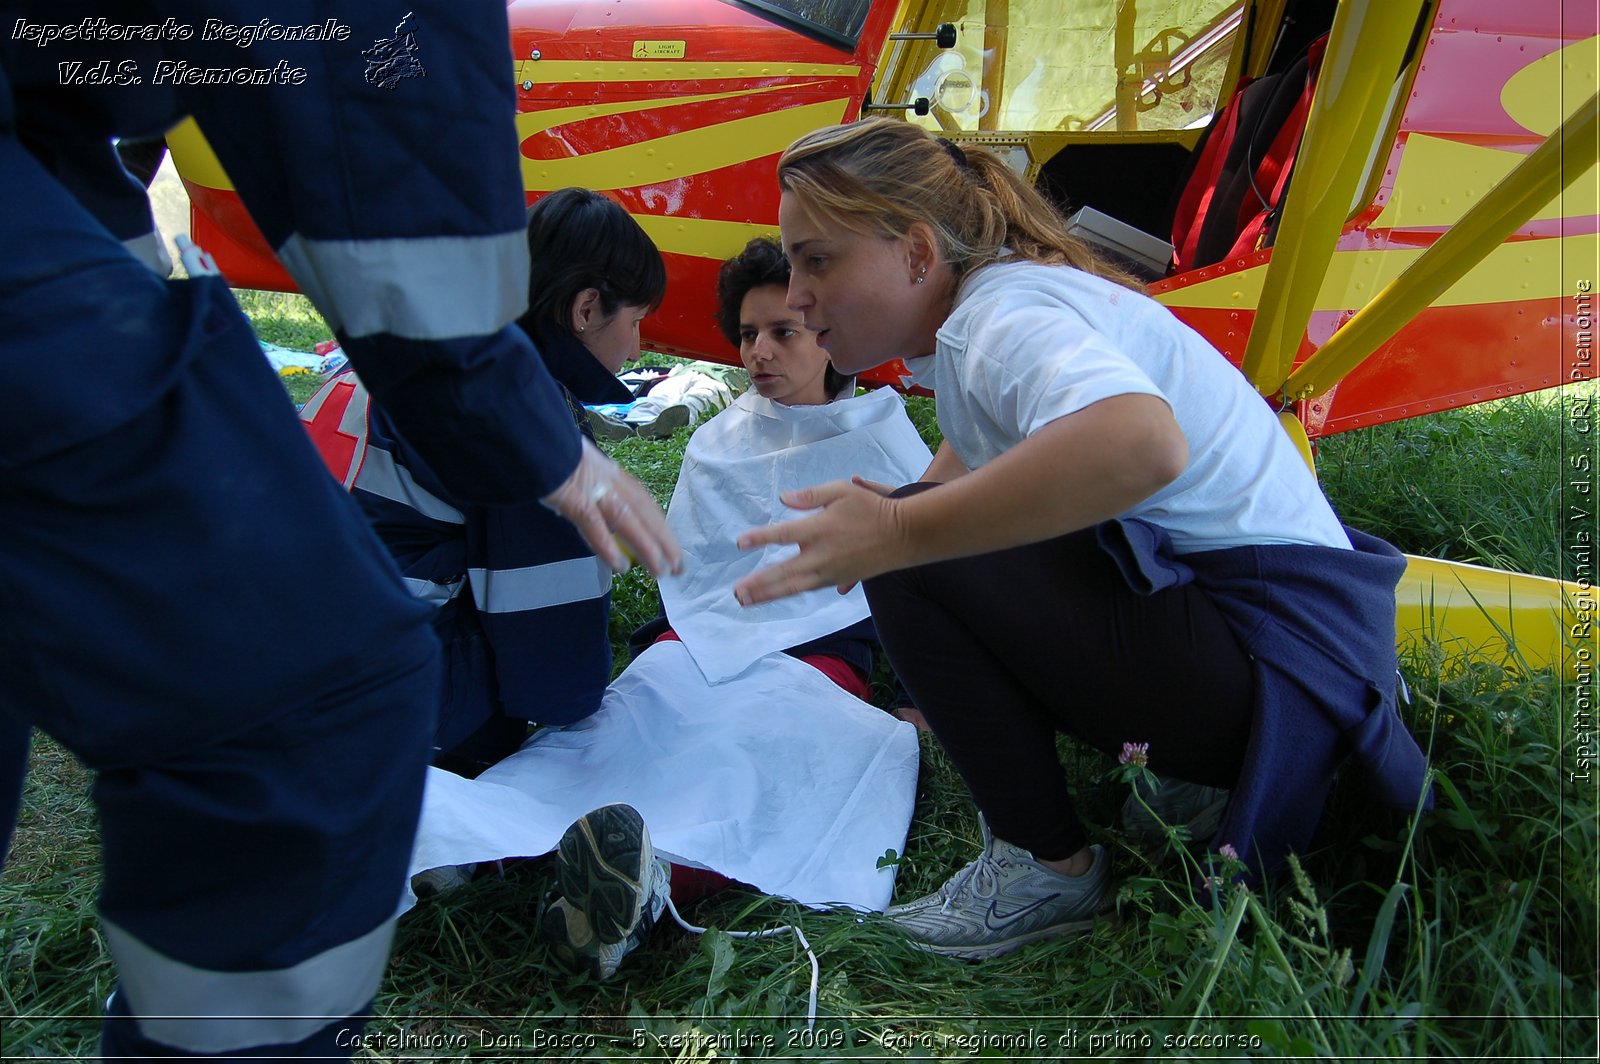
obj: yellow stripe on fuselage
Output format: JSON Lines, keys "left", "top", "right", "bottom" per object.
{"left": 171, "top": 71, "right": 858, "bottom": 196}
{"left": 634, "top": 215, "right": 777, "bottom": 260}
{"left": 517, "top": 94, "right": 850, "bottom": 190}
{"left": 1371, "top": 133, "right": 1597, "bottom": 229}
{"left": 516, "top": 60, "right": 859, "bottom": 83}
{"left": 1156, "top": 231, "right": 1597, "bottom": 313}
{"left": 1500, "top": 36, "right": 1600, "bottom": 137}
{"left": 1371, "top": 36, "right": 1598, "bottom": 230}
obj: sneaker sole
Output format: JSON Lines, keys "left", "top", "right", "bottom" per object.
{"left": 585, "top": 410, "right": 635, "bottom": 441}
{"left": 541, "top": 901, "right": 606, "bottom": 980}
{"left": 552, "top": 804, "right": 651, "bottom": 944}
{"left": 635, "top": 405, "right": 690, "bottom": 439}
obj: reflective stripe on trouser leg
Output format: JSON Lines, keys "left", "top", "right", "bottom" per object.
{"left": 93, "top": 652, "right": 437, "bottom": 1058}
{"left": 102, "top": 917, "right": 394, "bottom": 1054}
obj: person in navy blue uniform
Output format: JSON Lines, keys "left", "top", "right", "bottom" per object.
{"left": 313, "top": 188, "right": 668, "bottom": 775}
{"left": 0, "top": 5, "right": 678, "bottom": 1059}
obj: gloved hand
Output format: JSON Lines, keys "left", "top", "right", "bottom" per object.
{"left": 543, "top": 438, "right": 683, "bottom": 576}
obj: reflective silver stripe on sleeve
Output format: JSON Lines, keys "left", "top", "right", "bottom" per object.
{"left": 123, "top": 233, "right": 172, "bottom": 277}
{"left": 344, "top": 431, "right": 370, "bottom": 489}
{"left": 102, "top": 916, "right": 394, "bottom": 1054}
{"left": 338, "top": 380, "right": 369, "bottom": 438}
{"left": 352, "top": 445, "right": 464, "bottom": 525}
{"left": 336, "top": 382, "right": 371, "bottom": 489}
{"left": 276, "top": 231, "right": 530, "bottom": 341}
{"left": 403, "top": 575, "right": 463, "bottom": 606}
{"left": 468, "top": 556, "right": 612, "bottom": 614}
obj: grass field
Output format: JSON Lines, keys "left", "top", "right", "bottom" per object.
{"left": 2, "top": 300, "right": 1594, "bottom": 1060}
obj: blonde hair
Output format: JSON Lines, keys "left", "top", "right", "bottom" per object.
{"left": 777, "top": 118, "right": 1142, "bottom": 292}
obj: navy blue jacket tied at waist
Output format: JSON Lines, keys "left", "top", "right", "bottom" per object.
{"left": 1097, "top": 518, "right": 1434, "bottom": 879}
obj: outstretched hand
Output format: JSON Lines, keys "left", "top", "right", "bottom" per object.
{"left": 733, "top": 477, "right": 911, "bottom": 606}
{"left": 543, "top": 438, "right": 683, "bottom": 577}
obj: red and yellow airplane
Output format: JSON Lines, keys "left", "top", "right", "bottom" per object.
{"left": 168, "top": 0, "right": 1598, "bottom": 679}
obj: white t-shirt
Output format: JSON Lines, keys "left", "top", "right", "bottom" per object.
{"left": 901, "top": 260, "right": 1349, "bottom": 553}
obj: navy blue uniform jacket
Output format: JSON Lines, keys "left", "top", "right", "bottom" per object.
{"left": 353, "top": 323, "right": 631, "bottom": 745}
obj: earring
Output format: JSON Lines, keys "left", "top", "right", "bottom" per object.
{"left": 577, "top": 325, "right": 586, "bottom": 332}
{"left": 914, "top": 266, "right": 926, "bottom": 286}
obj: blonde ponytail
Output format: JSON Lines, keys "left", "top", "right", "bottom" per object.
{"left": 778, "top": 119, "right": 1142, "bottom": 292}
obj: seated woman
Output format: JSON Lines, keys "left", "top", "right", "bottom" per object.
{"left": 625, "top": 236, "right": 888, "bottom": 699}
{"left": 404, "top": 237, "right": 933, "bottom": 977}
{"left": 300, "top": 187, "right": 665, "bottom": 786}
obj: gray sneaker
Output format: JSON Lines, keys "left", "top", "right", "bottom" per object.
{"left": 887, "top": 819, "right": 1112, "bottom": 960}
{"left": 410, "top": 863, "right": 475, "bottom": 898}
{"left": 541, "top": 804, "right": 670, "bottom": 980}
{"left": 1121, "top": 777, "right": 1231, "bottom": 846}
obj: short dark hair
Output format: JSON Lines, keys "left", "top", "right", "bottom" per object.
{"left": 519, "top": 187, "right": 666, "bottom": 337}
{"left": 715, "top": 236, "right": 849, "bottom": 397}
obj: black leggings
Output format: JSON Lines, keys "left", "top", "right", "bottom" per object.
{"left": 864, "top": 502, "right": 1255, "bottom": 860}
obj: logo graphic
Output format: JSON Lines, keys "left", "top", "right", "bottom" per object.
{"left": 983, "top": 892, "right": 1061, "bottom": 931}
{"left": 363, "top": 12, "right": 425, "bottom": 90}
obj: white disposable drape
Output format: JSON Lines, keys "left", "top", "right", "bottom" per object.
{"left": 659, "top": 387, "right": 931, "bottom": 682}
{"left": 405, "top": 642, "right": 920, "bottom": 911}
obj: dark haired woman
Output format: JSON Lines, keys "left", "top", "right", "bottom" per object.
{"left": 517, "top": 187, "right": 666, "bottom": 377}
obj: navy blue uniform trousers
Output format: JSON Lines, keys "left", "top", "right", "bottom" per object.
{"left": 0, "top": 132, "right": 440, "bottom": 1059}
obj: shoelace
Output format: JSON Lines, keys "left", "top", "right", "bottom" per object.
{"left": 939, "top": 821, "right": 1002, "bottom": 914}
{"left": 661, "top": 893, "right": 821, "bottom": 1030}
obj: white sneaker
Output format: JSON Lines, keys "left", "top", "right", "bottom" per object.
{"left": 888, "top": 818, "right": 1112, "bottom": 960}
{"left": 541, "top": 804, "right": 670, "bottom": 980}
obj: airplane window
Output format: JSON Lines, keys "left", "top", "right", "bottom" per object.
{"left": 886, "top": 0, "right": 1242, "bottom": 135}
{"left": 722, "top": 0, "right": 871, "bottom": 49}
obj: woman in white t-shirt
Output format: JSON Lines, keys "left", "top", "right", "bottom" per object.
{"left": 733, "top": 118, "right": 1431, "bottom": 961}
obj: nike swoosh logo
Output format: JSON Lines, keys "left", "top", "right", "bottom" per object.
{"left": 984, "top": 893, "right": 1061, "bottom": 930}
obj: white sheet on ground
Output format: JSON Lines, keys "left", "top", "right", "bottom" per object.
{"left": 403, "top": 641, "right": 920, "bottom": 913}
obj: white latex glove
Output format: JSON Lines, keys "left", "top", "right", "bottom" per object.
{"left": 174, "top": 233, "right": 220, "bottom": 277}
{"left": 543, "top": 438, "right": 682, "bottom": 576}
